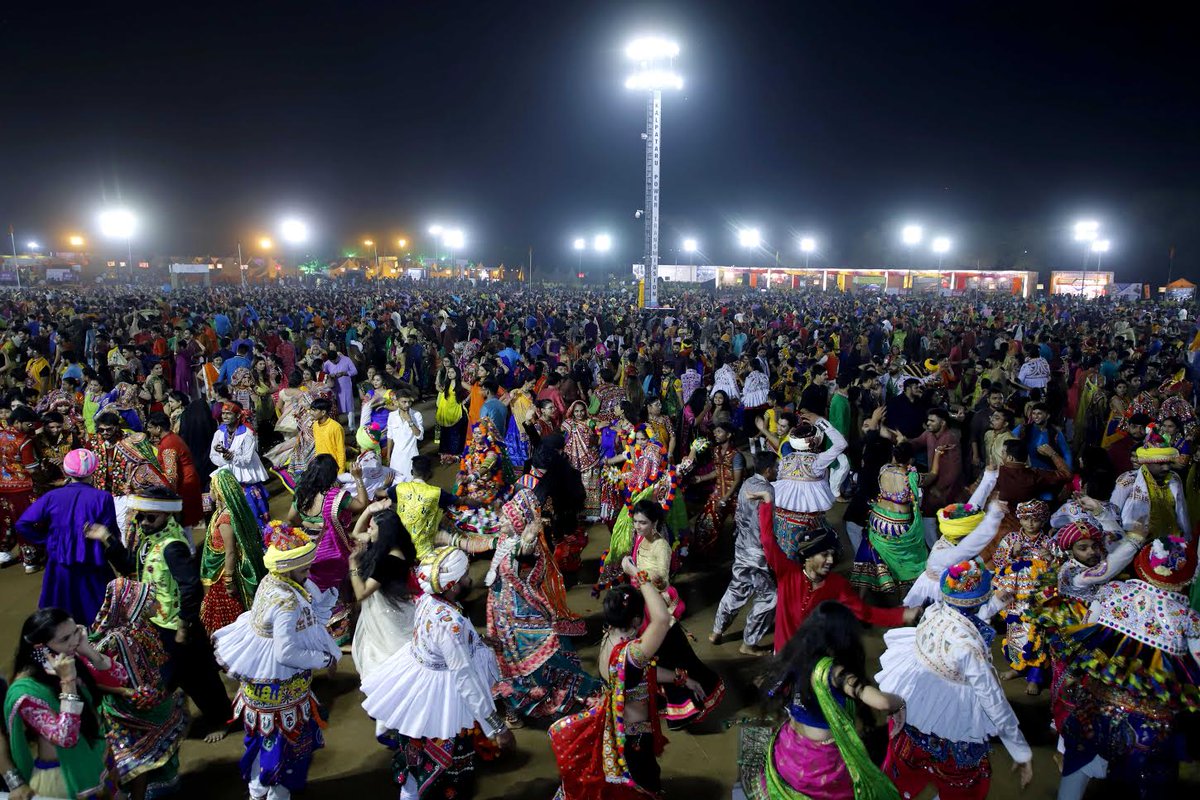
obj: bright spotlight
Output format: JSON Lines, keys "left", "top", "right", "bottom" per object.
{"left": 682, "top": 237, "right": 698, "bottom": 253}
{"left": 901, "top": 224, "right": 923, "bottom": 246}
{"left": 573, "top": 238, "right": 587, "bottom": 251}
{"left": 98, "top": 208, "right": 137, "bottom": 239}
{"left": 26, "top": 241, "right": 40, "bottom": 250}
{"left": 428, "top": 224, "right": 444, "bottom": 236}
{"left": 738, "top": 228, "right": 762, "bottom": 249}
{"left": 799, "top": 236, "right": 817, "bottom": 254}
{"left": 443, "top": 229, "right": 465, "bottom": 249}
{"left": 259, "top": 237, "right": 273, "bottom": 250}
{"left": 280, "top": 218, "right": 309, "bottom": 244}
{"left": 593, "top": 234, "right": 612, "bottom": 252}
{"left": 68, "top": 235, "right": 85, "bottom": 247}
{"left": 1091, "top": 239, "right": 1111, "bottom": 253}
{"left": 932, "top": 236, "right": 952, "bottom": 254}
{"left": 625, "top": 37, "right": 680, "bottom": 61}
{"left": 625, "top": 70, "right": 684, "bottom": 91}
{"left": 397, "top": 238, "right": 408, "bottom": 249}
{"left": 1073, "top": 220, "right": 1099, "bottom": 242}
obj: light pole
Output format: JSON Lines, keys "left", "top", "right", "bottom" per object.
{"left": 443, "top": 229, "right": 465, "bottom": 278}
{"left": 799, "top": 236, "right": 816, "bottom": 269}
{"left": 1073, "top": 220, "right": 1099, "bottom": 296}
{"left": 626, "top": 36, "right": 682, "bottom": 309}
{"left": 363, "top": 239, "right": 378, "bottom": 278}
{"left": 99, "top": 209, "right": 137, "bottom": 281}
{"left": 573, "top": 237, "right": 586, "bottom": 275}
{"left": 258, "top": 237, "right": 274, "bottom": 283}
{"left": 428, "top": 224, "right": 443, "bottom": 268}
{"left": 1091, "top": 239, "right": 1110, "bottom": 290}
{"left": 931, "top": 236, "right": 952, "bottom": 292}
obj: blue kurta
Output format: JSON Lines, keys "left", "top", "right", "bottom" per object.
{"left": 16, "top": 482, "right": 119, "bottom": 625}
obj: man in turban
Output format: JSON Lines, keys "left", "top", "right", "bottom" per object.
{"left": 1110, "top": 436, "right": 1190, "bottom": 539}
{"left": 362, "top": 546, "right": 514, "bottom": 799}
{"left": 215, "top": 521, "right": 341, "bottom": 800}
{"left": 15, "top": 448, "right": 120, "bottom": 625}
{"left": 991, "top": 499, "right": 1056, "bottom": 694}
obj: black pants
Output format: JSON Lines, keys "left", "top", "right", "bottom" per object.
{"left": 157, "top": 624, "right": 232, "bottom": 729}
{"left": 625, "top": 733, "right": 662, "bottom": 792}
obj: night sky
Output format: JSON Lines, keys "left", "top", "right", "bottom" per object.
{"left": 4, "top": 1, "right": 1197, "bottom": 282}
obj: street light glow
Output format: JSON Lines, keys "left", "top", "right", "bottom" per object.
{"left": 573, "top": 238, "right": 587, "bottom": 251}
{"left": 443, "top": 229, "right": 465, "bottom": 249}
{"left": 259, "top": 237, "right": 273, "bottom": 249}
{"left": 932, "top": 236, "right": 952, "bottom": 254}
{"left": 593, "top": 234, "right": 612, "bottom": 252}
{"left": 682, "top": 237, "right": 698, "bottom": 253}
{"left": 280, "top": 218, "right": 309, "bottom": 244}
{"left": 1073, "top": 220, "right": 1099, "bottom": 242}
{"left": 738, "top": 228, "right": 762, "bottom": 249}
{"left": 98, "top": 208, "right": 137, "bottom": 239}
{"left": 625, "top": 37, "right": 680, "bottom": 61}
{"left": 624, "top": 70, "right": 684, "bottom": 91}
{"left": 26, "top": 241, "right": 40, "bottom": 250}
{"left": 799, "top": 236, "right": 817, "bottom": 254}
{"left": 901, "top": 224, "right": 923, "bottom": 245}
{"left": 1091, "top": 239, "right": 1111, "bottom": 253}
{"left": 428, "top": 224, "right": 444, "bottom": 236}
{"left": 68, "top": 235, "right": 85, "bottom": 247}
{"left": 397, "top": 238, "right": 408, "bottom": 249}
{"left": 363, "top": 239, "right": 374, "bottom": 247}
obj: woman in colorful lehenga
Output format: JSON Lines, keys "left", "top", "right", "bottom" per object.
{"left": 644, "top": 397, "right": 676, "bottom": 459}
{"left": 739, "top": 601, "right": 903, "bottom": 800}
{"left": 600, "top": 426, "right": 684, "bottom": 584}
{"left": 487, "top": 490, "right": 602, "bottom": 725}
{"left": 287, "top": 455, "right": 371, "bottom": 644}
{"left": 228, "top": 366, "right": 256, "bottom": 415}
{"left": 455, "top": 419, "right": 514, "bottom": 507}
{"left": 101, "top": 381, "right": 145, "bottom": 432}
{"left": 502, "top": 372, "right": 539, "bottom": 470}
{"left": 550, "top": 573, "right": 673, "bottom": 799}
{"left": 199, "top": 467, "right": 268, "bottom": 637}
{"left": 850, "top": 441, "right": 940, "bottom": 598}
{"left": 1099, "top": 377, "right": 1130, "bottom": 448}
{"left": 91, "top": 578, "right": 191, "bottom": 800}
{"left": 561, "top": 400, "right": 602, "bottom": 521}
{"left": 629, "top": 500, "right": 725, "bottom": 730}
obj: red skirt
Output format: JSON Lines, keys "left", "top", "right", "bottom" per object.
{"left": 201, "top": 581, "right": 246, "bottom": 637}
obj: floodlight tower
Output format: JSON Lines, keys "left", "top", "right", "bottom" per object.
{"left": 625, "top": 36, "right": 682, "bottom": 308}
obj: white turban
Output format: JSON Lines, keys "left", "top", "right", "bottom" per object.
{"left": 417, "top": 547, "right": 470, "bottom": 595}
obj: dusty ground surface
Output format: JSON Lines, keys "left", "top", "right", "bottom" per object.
{"left": 1, "top": 409, "right": 1189, "bottom": 798}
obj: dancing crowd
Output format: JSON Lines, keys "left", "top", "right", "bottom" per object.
{"left": 0, "top": 280, "right": 1198, "bottom": 800}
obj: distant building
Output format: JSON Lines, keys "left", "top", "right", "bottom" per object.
{"left": 634, "top": 264, "right": 1037, "bottom": 296}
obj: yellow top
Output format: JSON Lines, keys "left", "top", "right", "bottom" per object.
{"left": 313, "top": 417, "right": 346, "bottom": 472}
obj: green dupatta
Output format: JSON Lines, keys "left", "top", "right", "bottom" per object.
{"left": 867, "top": 470, "right": 928, "bottom": 583}
{"left": 4, "top": 676, "right": 115, "bottom": 799}
{"left": 201, "top": 469, "right": 268, "bottom": 609}
{"left": 765, "top": 657, "right": 899, "bottom": 800}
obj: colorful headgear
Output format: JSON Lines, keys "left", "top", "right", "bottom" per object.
{"left": 1015, "top": 500, "right": 1050, "bottom": 525}
{"left": 262, "top": 520, "right": 317, "bottom": 573}
{"left": 355, "top": 422, "right": 385, "bottom": 454}
{"left": 1135, "top": 432, "right": 1179, "bottom": 464}
{"left": 501, "top": 489, "right": 541, "bottom": 535}
{"left": 1134, "top": 537, "right": 1195, "bottom": 593}
{"left": 793, "top": 525, "right": 839, "bottom": 560}
{"left": 937, "top": 503, "right": 984, "bottom": 542}
{"left": 417, "top": 546, "right": 470, "bottom": 595}
{"left": 128, "top": 487, "right": 183, "bottom": 514}
{"left": 940, "top": 559, "right": 993, "bottom": 608}
{"left": 63, "top": 448, "right": 98, "bottom": 478}
{"left": 1055, "top": 520, "right": 1104, "bottom": 553}
{"left": 785, "top": 421, "right": 823, "bottom": 453}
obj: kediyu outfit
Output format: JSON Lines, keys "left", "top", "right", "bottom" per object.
{"left": 361, "top": 547, "right": 504, "bottom": 800}
{"left": 770, "top": 420, "right": 847, "bottom": 569}
{"left": 486, "top": 490, "right": 602, "bottom": 720}
{"left": 1055, "top": 538, "right": 1200, "bottom": 800}
{"left": 876, "top": 560, "right": 1031, "bottom": 800}
{"left": 91, "top": 577, "right": 190, "bottom": 798}
{"left": 738, "top": 656, "right": 899, "bottom": 800}
{"left": 213, "top": 524, "right": 341, "bottom": 800}
{"left": 990, "top": 500, "right": 1055, "bottom": 684}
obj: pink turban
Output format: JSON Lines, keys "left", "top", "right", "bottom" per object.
{"left": 63, "top": 448, "right": 99, "bottom": 479}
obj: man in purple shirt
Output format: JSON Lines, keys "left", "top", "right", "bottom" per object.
{"left": 16, "top": 448, "right": 119, "bottom": 625}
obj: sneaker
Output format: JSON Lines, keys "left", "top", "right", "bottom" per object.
{"left": 24, "top": 564, "right": 39, "bottom": 575}
{"left": 0, "top": 551, "right": 14, "bottom": 566}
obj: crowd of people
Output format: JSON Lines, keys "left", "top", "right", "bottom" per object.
{"left": 0, "top": 280, "right": 1198, "bottom": 799}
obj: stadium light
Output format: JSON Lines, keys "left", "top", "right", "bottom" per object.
{"left": 280, "top": 218, "right": 309, "bottom": 244}
{"left": 901, "top": 224, "right": 923, "bottom": 246}
{"left": 738, "top": 228, "right": 762, "bottom": 249}
{"left": 593, "top": 234, "right": 612, "bottom": 252}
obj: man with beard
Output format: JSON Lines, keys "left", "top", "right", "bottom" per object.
{"left": 1106, "top": 412, "right": 1150, "bottom": 474}
{"left": 85, "top": 411, "right": 169, "bottom": 542}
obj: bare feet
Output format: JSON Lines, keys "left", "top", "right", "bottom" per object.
{"left": 1025, "top": 682, "right": 1041, "bottom": 696}
{"left": 999, "top": 669, "right": 1019, "bottom": 681}
{"left": 203, "top": 728, "right": 229, "bottom": 744}
{"left": 708, "top": 631, "right": 723, "bottom": 645}
{"left": 739, "top": 643, "right": 772, "bottom": 657}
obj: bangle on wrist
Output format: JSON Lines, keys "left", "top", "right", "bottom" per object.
{"left": 4, "top": 768, "right": 26, "bottom": 791}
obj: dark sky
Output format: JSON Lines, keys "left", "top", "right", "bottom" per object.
{"left": 3, "top": 1, "right": 1197, "bottom": 282}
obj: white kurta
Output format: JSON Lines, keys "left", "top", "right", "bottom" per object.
{"left": 905, "top": 505, "right": 1005, "bottom": 608}
{"left": 1109, "top": 468, "right": 1190, "bottom": 538}
{"left": 386, "top": 408, "right": 424, "bottom": 481}
{"left": 209, "top": 427, "right": 270, "bottom": 484}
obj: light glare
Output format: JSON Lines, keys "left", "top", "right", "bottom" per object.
{"left": 1091, "top": 239, "right": 1111, "bottom": 253}
{"left": 573, "top": 238, "right": 586, "bottom": 251}
{"left": 682, "top": 237, "right": 698, "bottom": 253}
{"left": 901, "top": 224, "right": 923, "bottom": 245}
{"left": 68, "top": 235, "right": 85, "bottom": 247}
{"left": 1073, "top": 220, "right": 1100, "bottom": 242}
{"left": 443, "top": 229, "right": 465, "bottom": 249}
{"left": 98, "top": 208, "right": 137, "bottom": 239}
{"left": 280, "top": 218, "right": 309, "bottom": 244}
{"left": 593, "top": 234, "right": 612, "bottom": 252}
{"left": 625, "top": 70, "right": 684, "bottom": 91}
{"left": 259, "top": 237, "right": 273, "bottom": 249}
{"left": 799, "top": 236, "right": 817, "bottom": 254}
{"left": 738, "top": 228, "right": 762, "bottom": 249}
{"left": 625, "top": 37, "right": 680, "bottom": 61}
{"left": 26, "top": 241, "right": 39, "bottom": 250}
{"left": 932, "top": 236, "right": 952, "bottom": 254}
{"left": 428, "top": 224, "right": 444, "bottom": 236}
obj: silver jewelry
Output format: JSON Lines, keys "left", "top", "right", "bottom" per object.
{"left": 4, "top": 768, "right": 26, "bottom": 791}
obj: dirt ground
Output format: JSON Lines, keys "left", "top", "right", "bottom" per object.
{"left": 1, "top": 414, "right": 1192, "bottom": 799}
